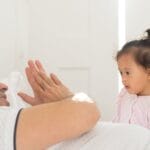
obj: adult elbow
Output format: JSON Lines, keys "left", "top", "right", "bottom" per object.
{"left": 86, "top": 102, "right": 100, "bottom": 129}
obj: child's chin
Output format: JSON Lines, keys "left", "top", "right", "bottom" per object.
{"left": 126, "top": 89, "right": 136, "bottom": 94}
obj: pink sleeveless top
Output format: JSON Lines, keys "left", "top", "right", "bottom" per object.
{"left": 113, "top": 88, "right": 150, "bottom": 129}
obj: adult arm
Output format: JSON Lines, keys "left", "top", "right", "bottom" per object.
{"left": 16, "top": 95, "right": 100, "bottom": 150}
{"left": 16, "top": 60, "right": 100, "bottom": 149}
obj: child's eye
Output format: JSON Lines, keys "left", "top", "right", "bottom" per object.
{"left": 126, "top": 71, "right": 130, "bottom": 75}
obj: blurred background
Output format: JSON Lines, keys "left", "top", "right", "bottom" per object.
{"left": 0, "top": 0, "right": 149, "bottom": 120}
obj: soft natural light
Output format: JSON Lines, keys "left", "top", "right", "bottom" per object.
{"left": 118, "top": 0, "right": 126, "bottom": 91}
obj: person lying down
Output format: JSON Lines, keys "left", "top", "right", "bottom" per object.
{"left": 0, "top": 60, "right": 100, "bottom": 150}
{"left": 0, "top": 60, "right": 150, "bottom": 150}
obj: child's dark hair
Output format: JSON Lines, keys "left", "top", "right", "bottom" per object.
{"left": 116, "top": 29, "right": 150, "bottom": 69}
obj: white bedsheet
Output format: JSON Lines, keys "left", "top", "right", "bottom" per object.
{"left": 1, "top": 72, "right": 150, "bottom": 150}
{"left": 50, "top": 122, "right": 150, "bottom": 150}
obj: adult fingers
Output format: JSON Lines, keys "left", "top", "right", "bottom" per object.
{"left": 35, "top": 60, "right": 46, "bottom": 73}
{"left": 39, "top": 71, "right": 55, "bottom": 86}
{"left": 50, "top": 73, "right": 62, "bottom": 85}
{"left": 18, "top": 92, "right": 35, "bottom": 105}
{"left": 28, "top": 60, "right": 54, "bottom": 87}
{"left": 28, "top": 60, "right": 37, "bottom": 71}
{"left": 35, "top": 60, "right": 56, "bottom": 86}
{"left": 33, "top": 71, "right": 50, "bottom": 91}
{"left": 25, "top": 67, "right": 39, "bottom": 92}
{"left": 26, "top": 67, "right": 44, "bottom": 93}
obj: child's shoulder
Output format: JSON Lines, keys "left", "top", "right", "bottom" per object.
{"left": 118, "top": 87, "right": 128, "bottom": 98}
{"left": 117, "top": 88, "right": 137, "bottom": 103}
{"left": 117, "top": 88, "right": 135, "bottom": 103}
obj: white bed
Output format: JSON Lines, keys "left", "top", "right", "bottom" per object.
{"left": 50, "top": 122, "right": 150, "bottom": 150}
{"left": 3, "top": 72, "right": 150, "bottom": 150}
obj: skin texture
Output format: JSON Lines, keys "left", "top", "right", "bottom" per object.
{"left": 117, "top": 54, "right": 150, "bottom": 96}
{"left": 17, "top": 97, "right": 100, "bottom": 150}
{"left": 16, "top": 60, "right": 100, "bottom": 150}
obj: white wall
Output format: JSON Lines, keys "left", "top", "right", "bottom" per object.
{"left": 0, "top": 0, "right": 119, "bottom": 120}
{"left": 126, "top": 0, "right": 150, "bottom": 40}
{"left": 0, "top": 0, "right": 17, "bottom": 79}
{"left": 0, "top": 0, "right": 29, "bottom": 78}
{"left": 26, "top": 0, "right": 118, "bottom": 120}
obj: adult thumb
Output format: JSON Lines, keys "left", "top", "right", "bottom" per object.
{"left": 18, "top": 92, "right": 35, "bottom": 105}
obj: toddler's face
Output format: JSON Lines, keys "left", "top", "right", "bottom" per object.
{"left": 117, "top": 54, "right": 150, "bottom": 96}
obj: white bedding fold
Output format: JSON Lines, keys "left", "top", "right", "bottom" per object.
{"left": 50, "top": 122, "right": 150, "bottom": 150}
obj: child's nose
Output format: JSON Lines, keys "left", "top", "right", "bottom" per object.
{"left": 122, "top": 76, "right": 127, "bottom": 84}
{"left": 0, "top": 83, "right": 8, "bottom": 91}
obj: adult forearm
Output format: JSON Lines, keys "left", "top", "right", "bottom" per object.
{"left": 16, "top": 93, "right": 100, "bottom": 150}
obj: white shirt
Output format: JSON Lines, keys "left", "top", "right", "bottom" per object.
{"left": 0, "top": 107, "right": 22, "bottom": 150}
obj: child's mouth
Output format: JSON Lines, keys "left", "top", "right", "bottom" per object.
{"left": 125, "top": 86, "right": 129, "bottom": 89}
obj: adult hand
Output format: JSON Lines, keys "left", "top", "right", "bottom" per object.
{"left": 18, "top": 60, "right": 73, "bottom": 105}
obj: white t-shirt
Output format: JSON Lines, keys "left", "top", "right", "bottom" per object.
{"left": 0, "top": 72, "right": 28, "bottom": 150}
{"left": 0, "top": 107, "right": 22, "bottom": 150}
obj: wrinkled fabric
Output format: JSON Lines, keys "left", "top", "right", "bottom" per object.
{"left": 50, "top": 122, "right": 150, "bottom": 150}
